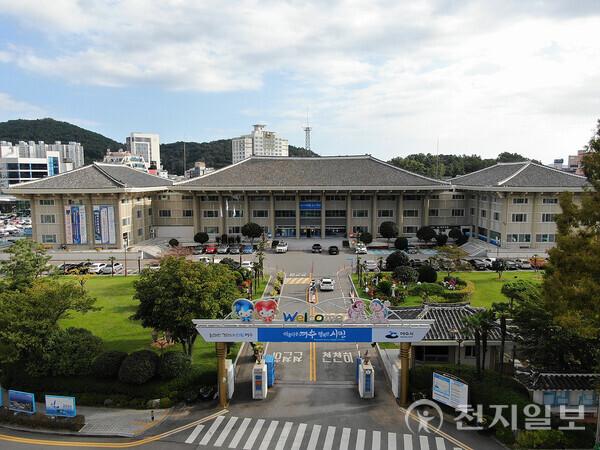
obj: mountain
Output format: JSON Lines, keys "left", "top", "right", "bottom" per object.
{"left": 0, "top": 118, "right": 124, "bottom": 164}
{"left": 160, "top": 142, "right": 320, "bottom": 175}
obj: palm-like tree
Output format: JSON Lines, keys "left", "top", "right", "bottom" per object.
{"left": 108, "top": 256, "right": 116, "bottom": 277}
{"left": 477, "top": 310, "right": 496, "bottom": 372}
{"left": 492, "top": 302, "right": 511, "bottom": 384}
{"left": 461, "top": 314, "right": 483, "bottom": 379}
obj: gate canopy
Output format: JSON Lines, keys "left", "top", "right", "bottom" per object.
{"left": 194, "top": 296, "right": 433, "bottom": 343}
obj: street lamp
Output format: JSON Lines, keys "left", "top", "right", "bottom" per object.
{"left": 448, "top": 327, "right": 464, "bottom": 365}
{"left": 151, "top": 329, "right": 174, "bottom": 357}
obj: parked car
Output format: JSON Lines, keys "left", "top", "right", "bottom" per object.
{"left": 469, "top": 259, "right": 487, "bottom": 270}
{"left": 312, "top": 243, "right": 322, "bottom": 253}
{"left": 515, "top": 259, "right": 532, "bottom": 269}
{"left": 101, "top": 262, "right": 123, "bottom": 274}
{"left": 58, "top": 263, "right": 77, "bottom": 273}
{"left": 411, "top": 258, "right": 423, "bottom": 267}
{"left": 483, "top": 258, "right": 496, "bottom": 269}
{"left": 193, "top": 245, "right": 205, "bottom": 254}
{"left": 328, "top": 245, "right": 339, "bottom": 255}
{"left": 88, "top": 262, "right": 107, "bottom": 274}
{"left": 319, "top": 278, "right": 335, "bottom": 291}
{"left": 406, "top": 246, "right": 418, "bottom": 254}
{"left": 355, "top": 244, "right": 367, "bottom": 254}
{"left": 243, "top": 244, "right": 255, "bottom": 254}
{"left": 364, "top": 260, "right": 378, "bottom": 271}
{"left": 205, "top": 244, "right": 217, "bottom": 254}
{"left": 148, "top": 263, "right": 161, "bottom": 271}
{"left": 276, "top": 242, "right": 288, "bottom": 253}
{"left": 241, "top": 261, "right": 255, "bottom": 270}
{"left": 229, "top": 244, "right": 241, "bottom": 254}
{"left": 529, "top": 257, "right": 548, "bottom": 269}
{"left": 505, "top": 260, "right": 517, "bottom": 270}
{"left": 217, "top": 244, "right": 230, "bottom": 254}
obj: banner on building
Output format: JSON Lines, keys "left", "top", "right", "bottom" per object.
{"left": 64, "top": 205, "right": 87, "bottom": 245}
{"left": 93, "top": 205, "right": 116, "bottom": 244}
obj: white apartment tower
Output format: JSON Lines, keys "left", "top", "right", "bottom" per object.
{"left": 126, "top": 133, "right": 160, "bottom": 169}
{"left": 231, "top": 124, "right": 289, "bottom": 163}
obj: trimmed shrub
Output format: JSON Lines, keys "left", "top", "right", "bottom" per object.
{"left": 394, "top": 266, "right": 418, "bottom": 284}
{"left": 91, "top": 351, "right": 129, "bottom": 379}
{"left": 118, "top": 350, "right": 159, "bottom": 385}
{"left": 194, "top": 232, "right": 209, "bottom": 244}
{"left": 0, "top": 408, "right": 85, "bottom": 431}
{"left": 386, "top": 251, "right": 410, "bottom": 272}
{"left": 394, "top": 236, "right": 408, "bottom": 250}
{"left": 409, "top": 282, "right": 445, "bottom": 300}
{"left": 495, "top": 425, "right": 516, "bottom": 445}
{"left": 442, "top": 280, "right": 475, "bottom": 302}
{"left": 159, "top": 397, "right": 173, "bottom": 408}
{"left": 168, "top": 238, "right": 179, "bottom": 247}
{"left": 435, "top": 233, "right": 448, "bottom": 246}
{"left": 448, "top": 228, "right": 462, "bottom": 241}
{"left": 276, "top": 271, "right": 284, "bottom": 282}
{"left": 157, "top": 351, "right": 192, "bottom": 379}
{"left": 360, "top": 231, "right": 373, "bottom": 245}
{"left": 516, "top": 430, "right": 566, "bottom": 449}
{"left": 417, "top": 265, "right": 437, "bottom": 283}
{"left": 376, "top": 280, "right": 392, "bottom": 296}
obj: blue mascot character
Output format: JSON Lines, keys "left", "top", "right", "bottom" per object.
{"left": 232, "top": 299, "right": 254, "bottom": 322}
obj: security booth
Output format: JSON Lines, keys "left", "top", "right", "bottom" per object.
{"left": 194, "top": 296, "right": 433, "bottom": 407}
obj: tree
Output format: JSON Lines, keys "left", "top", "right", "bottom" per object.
{"left": 542, "top": 121, "right": 600, "bottom": 339}
{"left": 416, "top": 226, "right": 436, "bottom": 246}
{"left": 360, "top": 231, "right": 373, "bottom": 245}
{"left": 394, "top": 266, "right": 418, "bottom": 284}
{"left": 428, "top": 245, "right": 471, "bottom": 277}
{"left": 0, "top": 239, "right": 53, "bottom": 290}
{"left": 417, "top": 265, "right": 437, "bottom": 283}
{"left": 461, "top": 314, "right": 483, "bottom": 379}
{"left": 435, "top": 233, "right": 448, "bottom": 246}
{"left": 394, "top": 236, "right": 408, "bottom": 250}
{"left": 168, "top": 238, "right": 179, "bottom": 247}
{"left": 492, "top": 302, "right": 511, "bottom": 384}
{"left": 379, "top": 221, "right": 399, "bottom": 247}
{"left": 491, "top": 258, "right": 507, "bottom": 280}
{"left": 501, "top": 280, "right": 536, "bottom": 308}
{"left": 242, "top": 222, "right": 262, "bottom": 243}
{"left": 132, "top": 256, "right": 238, "bottom": 360}
{"left": 410, "top": 283, "right": 445, "bottom": 301}
{"left": 108, "top": 256, "right": 116, "bottom": 277}
{"left": 194, "top": 232, "right": 209, "bottom": 244}
{"left": 386, "top": 251, "right": 410, "bottom": 272}
{"left": 448, "top": 228, "right": 462, "bottom": 242}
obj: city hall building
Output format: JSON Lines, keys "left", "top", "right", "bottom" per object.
{"left": 5, "top": 155, "right": 587, "bottom": 252}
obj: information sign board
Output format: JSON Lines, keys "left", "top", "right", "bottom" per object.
{"left": 432, "top": 372, "right": 469, "bottom": 413}
{"left": 45, "top": 395, "right": 76, "bottom": 417}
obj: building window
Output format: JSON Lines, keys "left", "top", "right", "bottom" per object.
{"left": 203, "top": 210, "right": 219, "bottom": 218}
{"left": 452, "top": 209, "right": 465, "bottom": 217}
{"left": 378, "top": 210, "right": 394, "bottom": 218}
{"left": 351, "top": 195, "right": 371, "bottom": 201}
{"left": 200, "top": 195, "right": 218, "bottom": 202}
{"left": 158, "top": 210, "right": 171, "bottom": 218}
{"left": 39, "top": 199, "right": 55, "bottom": 206}
{"left": 275, "top": 210, "right": 296, "bottom": 218}
{"left": 470, "top": 208, "right": 475, "bottom": 215}
{"left": 326, "top": 195, "right": 346, "bottom": 201}
{"left": 136, "top": 210, "right": 143, "bottom": 219}
{"left": 506, "top": 234, "right": 531, "bottom": 243}
{"left": 511, "top": 213, "right": 527, "bottom": 222}
{"left": 181, "top": 195, "right": 193, "bottom": 200}
{"left": 541, "top": 213, "right": 555, "bottom": 222}
{"left": 543, "top": 197, "right": 558, "bottom": 204}
{"left": 148, "top": 209, "right": 152, "bottom": 216}
{"left": 253, "top": 210, "right": 269, "bottom": 218}
{"left": 403, "top": 194, "right": 422, "bottom": 201}
{"left": 40, "top": 214, "right": 56, "bottom": 224}
{"left": 122, "top": 217, "right": 131, "bottom": 226}
{"left": 353, "top": 210, "right": 369, "bottom": 218}
{"left": 352, "top": 226, "right": 369, "bottom": 233}
{"left": 493, "top": 212, "right": 500, "bottom": 221}
{"left": 403, "top": 226, "right": 418, "bottom": 234}
{"left": 250, "top": 195, "right": 270, "bottom": 202}
{"left": 228, "top": 210, "right": 243, "bottom": 218}
{"left": 68, "top": 199, "right": 84, "bottom": 205}
{"left": 481, "top": 210, "right": 487, "bottom": 218}
{"left": 326, "top": 210, "right": 347, "bottom": 217}
{"left": 512, "top": 198, "right": 528, "bottom": 204}
{"left": 157, "top": 195, "right": 170, "bottom": 200}
{"left": 403, "top": 210, "right": 419, "bottom": 218}
{"left": 300, "top": 210, "right": 321, "bottom": 218}
{"left": 452, "top": 194, "right": 465, "bottom": 200}
{"left": 536, "top": 234, "right": 556, "bottom": 243}
{"left": 430, "top": 194, "right": 440, "bottom": 199}
{"left": 137, "top": 228, "right": 144, "bottom": 236}
{"left": 377, "top": 195, "right": 396, "bottom": 201}
{"left": 465, "top": 346, "right": 475, "bottom": 358}
{"left": 204, "top": 226, "right": 219, "bottom": 234}
{"left": 183, "top": 210, "right": 194, "bottom": 217}
{"left": 226, "top": 195, "right": 244, "bottom": 201}
{"left": 228, "top": 226, "right": 241, "bottom": 234}
{"left": 275, "top": 195, "right": 295, "bottom": 201}
{"left": 300, "top": 195, "right": 320, "bottom": 202}
{"left": 429, "top": 209, "right": 439, "bottom": 217}
{"left": 41, "top": 234, "right": 56, "bottom": 243}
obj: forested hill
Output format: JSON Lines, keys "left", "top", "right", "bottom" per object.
{"left": 0, "top": 118, "right": 124, "bottom": 164}
{"left": 388, "top": 152, "right": 542, "bottom": 179}
{"left": 160, "top": 142, "right": 319, "bottom": 175}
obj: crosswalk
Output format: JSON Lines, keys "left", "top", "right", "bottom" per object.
{"left": 285, "top": 277, "right": 312, "bottom": 284}
{"left": 182, "top": 415, "right": 465, "bottom": 449}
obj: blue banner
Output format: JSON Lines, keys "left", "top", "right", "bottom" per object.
{"left": 45, "top": 395, "right": 76, "bottom": 417}
{"left": 299, "top": 201, "right": 322, "bottom": 210}
{"left": 72, "top": 206, "right": 81, "bottom": 244}
{"left": 258, "top": 327, "right": 372, "bottom": 342}
{"left": 93, "top": 208, "right": 102, "bottom": 244}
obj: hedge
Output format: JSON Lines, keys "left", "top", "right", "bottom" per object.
{"left": 0, "top": 407, "right": 85, "bottom": 431}
{"left": 157, "top": 351, "right": 192, "bottom": 379}
{"left": 91, "top": 351, "right": 129, "bottom": 379}
{"left": 441, "top": 280, "right": 475, "bottom": 302}
{"left": 118, "top": 350, "right": 159, "bottom": 384}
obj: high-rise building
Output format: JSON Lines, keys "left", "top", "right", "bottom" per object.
{"left": 126, "top": 133, "right": 160, "bottom": 169}
{"left": 103, "top": 149, "right": 149, "bottom": 171}
{"left": 231, "top": 125, "right": 288, "bottom": 163}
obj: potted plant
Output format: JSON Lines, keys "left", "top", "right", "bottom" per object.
{"left": 252, "top": 342, "right": 264, "bottom": 362}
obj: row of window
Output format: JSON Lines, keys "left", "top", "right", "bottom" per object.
{"left": 506, "top": 233, "right": 557, "bottom": 243}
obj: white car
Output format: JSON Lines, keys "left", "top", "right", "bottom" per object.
{"left": 355, "top": 244, "right": 367, "bottom": 254}
{"left": 319, "top": 278, "right": 335, "bottom": 291}
{"left": 364, "top": 260, "right": 378, "bottom": 271}
{"left": 276, "top": 242, "right": 288, "bottom": 253}
{"left": 241, "top": 261, "right": 255, "bottom": 269}
{"left": 483, "top": 257, "right": 496, "bottom": 269}
{"left": 199, "top": 256, "right": 221, "bottom": 264}
{"left": 101, "top": 262, "right": 123, "bottom": 274}
{"left": 88, "top": 263, "right": 107, "bottom": 274}
{"left": 515, "top": 259, "right": 532, "bottom": 269}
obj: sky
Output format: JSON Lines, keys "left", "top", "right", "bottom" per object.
{"left": 0, "top": 0, "right": 599, "bottom": 164}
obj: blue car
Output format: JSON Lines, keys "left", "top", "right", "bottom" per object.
{"left": 243, "top": 244, "right": 254, "bottom": 254}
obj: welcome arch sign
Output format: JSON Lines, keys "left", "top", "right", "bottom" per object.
{"left": 194, "top": 296, "right": 433, "bottom": 343}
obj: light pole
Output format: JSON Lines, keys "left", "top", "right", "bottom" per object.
{"left": 151, "top": 330, "right": 174, "bottom": 357}
{"left": 448, "top": 327, "right": 464, "bottom": 365}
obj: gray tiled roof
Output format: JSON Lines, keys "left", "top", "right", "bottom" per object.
{"left": 178, "top": 155, "right": 449, "bottom": 189}
{"left": 515, "top": 368, "right": 597, "bottom": 391}
{"left": 452, "top": 162, "right": 587, "bottom": 189}
{"left": 5, "top": 163, "right": 172, "bottom": 191}
{"left": 389, "top": 302, "right": 503, "bottom": 341}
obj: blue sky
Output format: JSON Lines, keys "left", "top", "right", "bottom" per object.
{"left": 0, "top": 0, "right": 599, "bottom": 164}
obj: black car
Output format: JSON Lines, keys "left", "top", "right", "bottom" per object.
{"left": 469, "top": 259, "right": 486, "bottom": 270}
{"left": 312, "top": 243, "right": 322, "bottom": 253}
{"left": 411, "top": 258, "right": 423, "bottom": 267}
{"left": 328, "top": 245, "right": 339, "bottom": 255}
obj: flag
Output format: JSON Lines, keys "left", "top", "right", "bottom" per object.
{"left": 220, "top": 204, "right": 223, "bottom": 217}
{"left": 233, "top": 206, "right": 236, "bottom": 217}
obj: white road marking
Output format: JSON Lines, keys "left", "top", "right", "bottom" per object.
{"left": 420, "top": 435, "right": 430, "bottom": 450}
{"left": 387, "top": 432, "right": 397, "bottom": 450}
{"left": 258, "top": 420, "right": 279, "bottom": 450}
{"left": 307, "top": 424, "right": 322, "bottom": 450}
{"left": 184, "top": 424, "right": 204, "bottom": 444}
{"left": 214, "top": 416, "right": 238, "bottom": 447}
{"left": 291, "top": 423, "right": 307, "bottom": 450}
{"left": 339, "top": 427, "right": 351, "bottom": 450}
{"left": 404, "top": 433, "right": 413, "bottom": 450}
{"left": 372, "top": 430, "right": 381, "bottom": 450}
{"left": 276, "top": 421, "right": 293, "bottom": 448}
{"left": 355, "top": 429, "right": 366, "bottom": 450}
{"left": 323, "top": 425, "right": 336, "bottom": 450}
{"left": 435, "top": 437, "right": 447, "bottom": 449}
{"left": 229, "top": 417, "right": 251, "bottom": 448}
{"left": 198, "top": 415, "right": 225, "bottom": 446}
{"left": 243, "top": 418, "right": 265, "bottom": 450}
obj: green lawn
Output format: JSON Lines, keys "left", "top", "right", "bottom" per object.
{"left": 351, "top": 270, "right": 542, "bottom": 309}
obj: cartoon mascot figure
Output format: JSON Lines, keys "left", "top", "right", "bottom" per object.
{"left": 346, "top": 299, "right": 368, "bottom": 323}
{"left": 232, "top": 299, "right": 254, "bottom": 322}
{"left": 254, "top": 299, "right": 278, "bottom": 322}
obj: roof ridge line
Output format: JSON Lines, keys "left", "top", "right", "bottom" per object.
{"left": 93, "top": 162, "right": 126, "bottom": 187}
{"left": 497, "top": 161, "right": 531, "bottom": 186}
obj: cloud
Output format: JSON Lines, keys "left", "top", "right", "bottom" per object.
{"left": 0, "top": 93, "right": 45, "bottom": 119}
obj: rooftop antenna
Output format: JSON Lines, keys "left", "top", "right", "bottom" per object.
{"left": 303, "top": 109, "right": 312, "bottom": 152}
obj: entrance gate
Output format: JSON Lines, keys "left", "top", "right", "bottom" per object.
{"left": 193, "top": 296, "right": 433, "bottom": 407}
